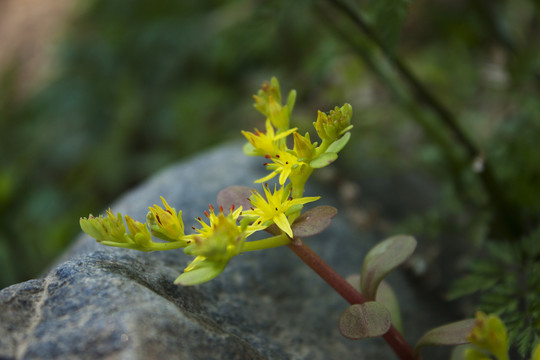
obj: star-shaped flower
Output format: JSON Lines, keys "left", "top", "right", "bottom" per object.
{"left": 176, "top": 205, "right": 264, "bottom": 286}
{"left": 147, "top": 197, "right": 189, "bottom": 244}
{"left": 255, "top": 150, "right": 308, "bottom": 186}
{"left": 242, "top": 184, "right": 320, "bottom": 238}
{"left": 242, "top": 119, "right": 297, "bottom": 157}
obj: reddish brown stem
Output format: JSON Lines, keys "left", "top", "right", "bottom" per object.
{"left": 288, "top": 238, "right": 415, "bottom": 360}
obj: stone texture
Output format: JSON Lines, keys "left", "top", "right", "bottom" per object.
{"left": 0, "top": 142, "right": 455, "bottom": 360}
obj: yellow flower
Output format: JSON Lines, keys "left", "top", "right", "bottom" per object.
{"left": 81, "top": 205, "right": 189, "bottom": 252}
{"left": 147, "top": 197, "right": 190, "bottom": 245}
{"left": 252, "top": 77, "right": 296, "bottom": 130}
{"left": 255, "top": 150, "right": 308, "bottom": 186}
{"left": 80, "top": 209, "right": 126, "bottom": 244}
{"left": 242, "top": 184, "right": 320, "bottom": 238}
{"left": 242, "top": 119, "right": 297, "bottom": 157}
{"left": 467, "top": 311, "right": 509, "bottom": 360}
{"left": 532, "top": 343, "right": 540, "bottom": 360}
{"left": 80, "top": 210, "right": 154, "bottom": 251}
{"left": 176, "top": 205, "right": 262, "bottom": 286}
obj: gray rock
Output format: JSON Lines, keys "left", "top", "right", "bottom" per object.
{"left": 0, "top": 142, "right": 455, "bottom": 360}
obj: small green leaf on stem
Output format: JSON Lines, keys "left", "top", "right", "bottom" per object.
{"left": 338, "top": 302, "right": 392, "bottom": 340}
{"left": 361, "top": 235, "right": 416, "bottom": 300}
{"left": 414, "top": 319, "right": 476, "bottom": 359}
{"left": 291, "top": 205, "right": 338, "bottom": 237}
{"left": 310, "top": 152, "right": 338, "bottom": 168}
{"left": 326, "top": 132, "right": 351, "bottom": 154}
{"left": 217, "top": 186, "right": 253, "bottom": 212}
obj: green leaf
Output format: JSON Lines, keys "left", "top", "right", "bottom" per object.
{"left": 361, "top": 235, "right": 416, "bottom": 300}
{"left": 338, "top": 302, "right": 392, "bottom": 340}
{"left": 326, "top": 132, "right": 351, "bottom": 154}
{"left": 217, "top": 186, "right": 254, "bottom": 213}
{"left": 174, "top": 262, "right": 225, "bottom": 286}
{"left": 414, "top": 319, "right": 476, "bottom": 359}
{"left": 292, "top": 205, "right": 337, "bottom": 238}
{"left": 310, "top": 152, "right": 338, "bottom": 168}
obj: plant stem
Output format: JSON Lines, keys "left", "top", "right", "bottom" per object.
{"left": 287, "top": 238, "right": 415, "bottom": 360}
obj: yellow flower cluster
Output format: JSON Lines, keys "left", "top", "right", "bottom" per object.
{"left": 80, "top": 78, "right": 353, "bottom": 286}
{"left": 465, "top": 311, "right": 540, "bottom": 360}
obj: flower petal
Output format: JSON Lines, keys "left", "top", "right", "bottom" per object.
{"left": 273, "top": 212, "right": 293, "bottom": 238}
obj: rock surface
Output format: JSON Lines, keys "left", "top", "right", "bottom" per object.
{"left": 0, "top": 142, "right": 455, "bottom": 360}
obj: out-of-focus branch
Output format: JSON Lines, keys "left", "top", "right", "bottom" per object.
{"left": 323, "top": 0, "right": 523, "bottom": 239}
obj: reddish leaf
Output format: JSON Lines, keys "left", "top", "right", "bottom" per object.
{"left": 346, "top": 274, "right": 403, "bottom": 334}
{"left": 338, "top": 302, "right": 392, "bottom": 340}
{"left": 217, "top": 186, "right": 254, "bottom": 212}
{"left": 361, "top": 235, "right": 416, "bottom": 301}
{"left": 292, "top": 206, "right": 338, "bottom": 238}
{"left": 414, "top": 319, "right": 476, "bottom": 359}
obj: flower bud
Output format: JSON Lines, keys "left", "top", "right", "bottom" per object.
{"left": 125, "top": 215, "right": 152, "bottom": 248}
{"left": 293, "top": 132, "right": 315, "bottom": 162}
{"left": 80, "top": 209, "right": 127, "bottom": 244}
{"left": 467, "top": 311, "right": 509, "bottom": 360}
{"left": 147, "top": 197, "right": 186, "bottom": 242}
{"left": 314, "top": 103, "right": 353, "bottom": 141}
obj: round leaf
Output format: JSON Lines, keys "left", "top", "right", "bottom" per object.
{"left": 310, "top": 152, "right": 338, "bottom": 168}
{"left": 292, "top": 206, "right": 337, "bottom": 237}
{"left": 338, "top": 302, "right": 392, "bottom": 340}
{"left": 346, "top": 274, "right": 404, "bottom": 334}
{"left": 414, "top": 319, "right": 476, "bottom": 359}
{"left": 361, "top": 235, "right": 416, "bottom": 300}
{"left": 217, "top": 186, "right": 253, "bottom": 213}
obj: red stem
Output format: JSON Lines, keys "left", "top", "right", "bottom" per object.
{"left": 288, "top": 238, "right": 415, "bottom": 360}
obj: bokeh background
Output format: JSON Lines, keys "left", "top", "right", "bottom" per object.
{"left": 1, "top": 0, "right": 539, "bottom": 322}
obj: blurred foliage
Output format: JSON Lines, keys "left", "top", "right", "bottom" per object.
{"left": 1, "top": 0, "right": 539, "bottom": 356}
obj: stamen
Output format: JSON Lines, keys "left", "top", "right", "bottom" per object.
{"left": 208, "top": 204, "right": 214, "bottom": 211}
{"left": 230, "top": 204, "right": 235, "bottom": 211}
{"left": 219, "top": 205, "right": 224, "bottom": 213}
{"left": 192, "top": 226, "right": 196, "bottom": 230}
{"left": 197, "top": 217, "right": 202, "bottom": 221}
{"left": 275, "top": 154, "right": 280, "bottom": 158}
{"left": 156, "top": 214, "right": 162, "bottom": 225}
{"left": 265, "top": 154, "right": 271, "bottom": 159}
{"left": 204, "top": 211, "right": 210, "bottom": 218}
{"left": 250, "top": 207, "right": 255, "bottom": 210}
{"left": 186, "top": 240, "right": 191, "bottom": 244}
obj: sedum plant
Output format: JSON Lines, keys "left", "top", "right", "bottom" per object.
{"left": 81, "top": 78, "right": 506, "bottom": 359}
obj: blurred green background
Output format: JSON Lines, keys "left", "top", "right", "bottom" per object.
{"left": 1, "top": 0, "right": 539, "bottom": 299}
{"left": 2, "top": 0, "right": 540, "bottom": 355}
